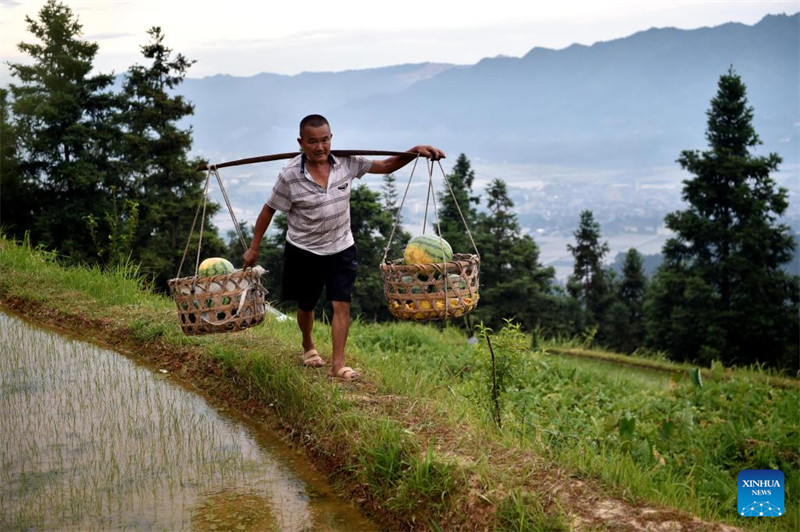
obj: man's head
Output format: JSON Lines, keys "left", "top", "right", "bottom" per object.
{"left": 299, "top": 114, "right": 329, "bottom": 137}
{"left": 298, "top": 114, "right": 332, "bottom": 165}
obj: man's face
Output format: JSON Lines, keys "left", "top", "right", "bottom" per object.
{"left": 298, "top": 124, "right": 332, "bottom": 165}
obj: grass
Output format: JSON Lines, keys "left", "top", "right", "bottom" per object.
{"left": 1, "top": 233, "right": 798, "bottom": 531}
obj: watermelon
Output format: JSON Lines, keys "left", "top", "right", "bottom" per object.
{"left": 403, "top": 235, "right": 453, "bottom": 264}
{"left": 446, "top": 273, "right": 468, "bottom": 290}
{"left": 204, "top": 296, "right": 232, "bottom": 308}
{"left": 198, "top": 257, "right": 235, "bottom": 277}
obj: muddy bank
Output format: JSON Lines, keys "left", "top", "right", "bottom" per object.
{"left": 0, "top": 296, "right": 405, "bottom": 529}
{"left": 1, "top": 310, "right": 379, "bottom": 530}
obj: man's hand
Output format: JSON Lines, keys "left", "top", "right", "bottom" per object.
{"left": 244, "top": 204, "right": 276, "bottom": 267}
{"left": 411, "top": 145, "right": 446, "bottom": 161}
{"left": 244, "top": 247, "right": 259, "bottom": 268}
{"left": 368, "top": 145, "right": 446, "bottom": 175}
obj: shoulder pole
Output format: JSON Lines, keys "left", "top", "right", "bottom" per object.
{"left": 196, "top": 150, "right": 415, "bottom": 171}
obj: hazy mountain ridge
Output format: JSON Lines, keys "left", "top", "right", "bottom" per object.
{"left": 329, "top": 13, "right": 797, "bottom": 166}
{"left": 183, "top": 62, "right": 462, "bottom": 161}
{"left": 185, "top": 13, "right": 797, "bottom": 169}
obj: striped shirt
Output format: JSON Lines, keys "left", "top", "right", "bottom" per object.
{"left": 266, "top": 153, "right": 372, "bottom": 255}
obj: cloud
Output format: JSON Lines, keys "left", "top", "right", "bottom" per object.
{"left": 3, "top": 0, "right": 797, "bottom": 78}
{"left": 86, "top": 32, "right": 135, "bottom": 41}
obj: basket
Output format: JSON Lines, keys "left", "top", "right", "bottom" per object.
{"left": 168, "top": 267, "right": 268, "bottom": 335}
{"left": 380, "top": 254, "right": 480, "bottom": 321}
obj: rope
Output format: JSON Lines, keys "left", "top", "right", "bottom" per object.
{"left": 426, "top": 159, "right": 445, "bottom": 258}
{"left": 422, "top": 175, "right": 433, "bottom": 235}
{"left": 381, "top": 155, "right": 420, "bottom": 264}
{"left": 175, "top": 166, "right": 251, "bottom": 280}
{"left": 424, "top": 158, "right": 452, "bottom": 313}
{"left": 177, "top": 171, "right": 208, "bottom": 278}
{"left": 211, "top": 166, "right": 248, "bottom": 253}
{"left": 193, "top": 169, "right": 212, "bottom": 277}
{"left": 382, "top": 156, "right": 481, "bottom": 263}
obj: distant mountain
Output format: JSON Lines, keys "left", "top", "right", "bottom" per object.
{"left": 181, "top": 63, "right": 462, "bottom": 162}
{"left": 184, "top": 13, "right": 799, "bottom": 171}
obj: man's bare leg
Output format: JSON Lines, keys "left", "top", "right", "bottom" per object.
{"left": 330, "top": 300, "right": 358, "bottom": 378}
{"left": 297, "top": 308, "right": 320, "bottom": 363}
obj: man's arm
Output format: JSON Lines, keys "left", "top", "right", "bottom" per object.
{"left": 243, "top": 203, "right": 276, "bottom": 267}
{"left": 368, "top": 145, "right": 446, "bottom": 174}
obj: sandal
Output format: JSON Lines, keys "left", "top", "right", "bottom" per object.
{"left": 330, "top": 366, "right": 361, "bottom": 381}
{"left": 300, "top": 349, "right": 325, "bottom": 367}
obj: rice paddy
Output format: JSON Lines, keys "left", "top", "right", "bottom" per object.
{"left": 0, "top": 311, "right": 377, "bottom": 531}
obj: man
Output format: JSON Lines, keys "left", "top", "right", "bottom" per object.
{"left": 243, "top": 114, "right": 445, "bottom": 380}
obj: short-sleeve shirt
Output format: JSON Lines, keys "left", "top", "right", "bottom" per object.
{"left": 267, "top": 153, "right": 372, "bottom": 255}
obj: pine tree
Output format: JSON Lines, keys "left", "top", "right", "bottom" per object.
{"left": 0, "top": 88, "right": 30, "bottom": 238}
{"left": 435, "top": 153, "right": 479, "bottom": 254}
{"left": 619, "top": 249, "right": 647, "bottom": 325}
{"left": 382, "top": 173, "right": 402, "bottom": 222}
{"left": 7, "top": 0, "right": 121, "bottom": 261}
{"left": 381, "top": 172, "right": 411, "bottom": 261}
{"left": 474, "top": 178, "right": 558, "bottom": 332}
{"left": 119, "top": 27, "right": 225, "bottom": 285}
{"left": 567, "top": 211, "right": 612, "bottom": 315}
{"left": 480, "top": 179, "right": 517, "bottom": 287}
{"left": 648, "top": 67, "right": 799, "bottom": 369}
{"left": 607, "top": 248, "right": 648, "bottom": 353}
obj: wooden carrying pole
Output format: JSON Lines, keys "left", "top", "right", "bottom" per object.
{"left": 196, "top": 150, "right": 416, "bottom": 171}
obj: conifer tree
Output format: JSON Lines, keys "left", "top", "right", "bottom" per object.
{"left": 381, "top": 173, "right": 411, "bottom": 260}
{"left": 436, "top": 153, "right": 479, "bottom": 254}
{"left": 607, "top": 248, "right": 648, "bottom": 353}
{"left": 474, "top": 178, "right": 558, "bottom": 331}
{"left": 7, "top": 0, "right": 121, "bottom": 261}
{"left": 567, "top": 210, "right": 613, "bottom": 318}
{"left": 119, "top": 27, "right": 225, "bottom": 285}
{"left": 480, "top": 178, "right": 517, "bottom": 288}
{"left": 619, "top": 249, "right": 647, "bottom": 324}
{"left": 648, "top": 68, "right": 799, "bottom": 369}
{"left": 0, "top": 89, "right": 29, "bottom": 237}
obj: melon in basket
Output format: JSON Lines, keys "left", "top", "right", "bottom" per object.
{"left": 199, "top": 257, "right": 235, "bottom": 277}
{"left": 403, "top": 235, "right": 453, "bottom": 264}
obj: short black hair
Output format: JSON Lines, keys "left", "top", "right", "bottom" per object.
{"left": 299, "top": 114, "right": 329, "bottom": 136}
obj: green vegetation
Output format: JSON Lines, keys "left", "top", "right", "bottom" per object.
{"left": 2, "top": 235, "right": 797, "bottom": 531}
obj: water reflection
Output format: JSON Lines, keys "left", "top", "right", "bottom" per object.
{"left": 0, "top": 311, "right": 377, "bottom": 531}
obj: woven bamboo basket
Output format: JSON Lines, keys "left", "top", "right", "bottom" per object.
{"left": 380, "top": 254, "right": 480, "bottom": 321}
{"left": 168, "top": 267, "right": 267, "bottom": 335}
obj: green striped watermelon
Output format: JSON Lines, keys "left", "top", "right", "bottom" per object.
{"left": 199, "top": 257, "right": 235, "bottom": 277}
{"left": 403, "top": 235, "right": 453, "bottom": 264}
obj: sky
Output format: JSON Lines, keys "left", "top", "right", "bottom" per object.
{"left": 1, "top": 0, "right": 798, "bottom": 81}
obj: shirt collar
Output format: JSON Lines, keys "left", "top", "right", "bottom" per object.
{"left": 300, "top": 152, "right": 339, "bottom": 174}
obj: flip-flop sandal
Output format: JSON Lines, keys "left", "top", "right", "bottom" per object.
{"left": 330, "top": 366, "right": 361, "bottom": 381}
{"left": 300, "top": 349, "right": 325, "bottom": 367}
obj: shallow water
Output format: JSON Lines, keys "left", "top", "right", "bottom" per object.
{"left": 0, "top": 311, "right": 378, "bottom": 531}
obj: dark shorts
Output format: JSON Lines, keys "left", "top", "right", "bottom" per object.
{"left": 282, "top": 242, "right": 358, "bottom": 311}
